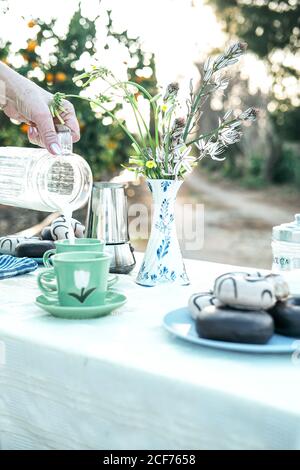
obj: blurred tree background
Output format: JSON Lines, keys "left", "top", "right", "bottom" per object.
{"left": 207, "top": 0, "right": 300, "bottom": 186}
{"left": 0, "top": 6, "right": 158, "bottom": 180}
{"left": 0, "top": 0, "right": 298, "bottom": 267}
{"left": 0, "top": 0, "right": 299, "bottom": 189}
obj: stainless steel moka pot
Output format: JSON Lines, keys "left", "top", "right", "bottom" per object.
{"left": 86, "top": 182, "right": 136, "bottom": 274}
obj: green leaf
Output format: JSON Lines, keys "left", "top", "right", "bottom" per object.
{"left": 81, "top": 287, "right": 96, "bottom": 302}
{"left": 68, "top": 287, "right": 96, "bottom": 303}
{"left": 131, "top": 143, "right": 141, "bottom": 155}
{"left": 68, "top": 292, "right": 83, "bottom": 302}
{"left": 150, "top": 93, "right": 161, "bottom": 103}
{"left": 129, "top": 157, "right": 144, "bottom": 165}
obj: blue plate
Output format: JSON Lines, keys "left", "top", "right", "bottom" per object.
{"left": 163, "top": 307, "right": 300, "bottom": 354}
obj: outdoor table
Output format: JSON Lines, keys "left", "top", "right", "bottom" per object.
{"left": 0, "top": 253, "right": 300, "bottom": 450}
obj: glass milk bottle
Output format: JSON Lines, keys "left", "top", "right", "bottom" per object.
{"left": 272, "top": 214, "right": 300, "bottom": 295}
{"left": 0, "top": 125, "right": 92, "bottom": 212}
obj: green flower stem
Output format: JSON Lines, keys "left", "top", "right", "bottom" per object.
{"left": 123, "top": 80, "right": 159, "bottom": 156}
{"left": 183, "top": 82, "right": 209, "bottom": 141}
{"left": 54, "top": 109, "right": 65, "bottom": 124}
{"left": 64, "top": 94, "right": 144, "bottom": 155}
{"left": 164, "top": 107, "right": 174, "bottom": 172}
{"left": 130, "top": 98, "right": 148, "bottom": 150}
{"left": 186, "top": 118, "right": 238, "bottom": 146}
{"left": 164, "top": 122, "right": 171, "bottom": 172}
{"left": 108, "top": 81, "right": 153, "bottom": 149}
{"left": 183, "top": 60, "right": 219, "bottom": 142}
{"left": 154, "top": 105, "right": 160, "bottom": 149}
{"left": 160, "top": 107, "right": 165, "bottom": 136}
{"left": 126, "top": 94, "right": 155, "bottom": 154}
{"left": 97, "top": 79, "right": 157, "bottom": 157}
{"left": 183, "top": 46, "right": 246, "bottom": 142}
{"left": 73, "top": 72, "right": 160, "bottom": 161}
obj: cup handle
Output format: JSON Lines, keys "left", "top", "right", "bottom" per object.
{"left": 43, "top": 249, "right": 56, "bottom": 268}
{"left": 37, "top": 269, "right": 58, "bottom": 298}
{"left": 108, "top": 275, "right": 118, "bottom": 288}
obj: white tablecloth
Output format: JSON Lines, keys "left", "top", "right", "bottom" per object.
{"left": 0, "top": 254, "right": 300, "bottom": 450}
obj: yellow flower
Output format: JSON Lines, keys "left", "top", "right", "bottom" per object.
{"left": 146, "top": 161, "right": 157, "bottom": 169}
{"left": 55, "top": 72, "right": 67, "bottom": 82}
{"left": 28, "top": 20, "right": 36, "bottom": 28}
{"left": 161, "top": 104, "right": 168, "bottom": 112}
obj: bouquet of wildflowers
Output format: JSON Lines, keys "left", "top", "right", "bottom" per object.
{"left": 51, "top": 42, "right": 257, "bottom": 180}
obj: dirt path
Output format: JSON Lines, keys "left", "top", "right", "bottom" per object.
{"left": 128, "top": 172, "right": 300, "bottom": 270}
{"left": 186, "top": 171, "right": 299, "bottom": 225}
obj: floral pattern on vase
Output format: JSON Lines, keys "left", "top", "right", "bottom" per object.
{"left": 136, "top": 179, "right": 190, "bottom": 286}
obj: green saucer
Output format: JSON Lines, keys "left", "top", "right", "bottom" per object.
{"left": 35, "top": 291, "right": 127, "bottom": 319}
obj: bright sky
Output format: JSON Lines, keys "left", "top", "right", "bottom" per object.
{"left": 0, "top": 0, "right": 271, "bottom": 96}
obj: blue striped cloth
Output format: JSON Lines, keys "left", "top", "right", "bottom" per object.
{"left": 0, "top": 255, "right": 38, "bottom": 279}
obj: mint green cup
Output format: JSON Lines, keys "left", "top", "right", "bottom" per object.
{"left": 38, "top": 252, "right": 112, "bottom": 307}
{"left": 43, "top": 238, "right": 105, "bottom": 268}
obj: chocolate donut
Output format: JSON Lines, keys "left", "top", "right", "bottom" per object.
{"left": 268, "top": 297, "right": 300, "bottom": 337}
{"left": 196, "top": 305, "right": 274, "bottom": 344}
{"left": 15, "top": 240, "right": 55, "bottom": 258}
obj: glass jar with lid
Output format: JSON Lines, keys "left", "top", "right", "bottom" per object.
{"left": 0, "top": 125, "right": 92, "bottom": 212}
{"left": 272, "top": 214, "right": 300, "bottom": 295}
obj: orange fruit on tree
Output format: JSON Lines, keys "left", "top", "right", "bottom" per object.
{"left": 135, "top": 76, "right": 145, "bottom": 83}
{"left": 27, "top": 40, "right": 37, "bottom": 52}
{"left": 20, "top": 123, "right": 29, "bottom": 133}
{"left": 28, "top": 20, "right": 36, "bottom": 28}
{"left": 107, "top": 141, "right": 118, "bottom": 150}
{"left": 46, "top": 72, "right": 54, "bottom": 82}
{"left": 55, "top": 72, "right": 67, "bottom": 82}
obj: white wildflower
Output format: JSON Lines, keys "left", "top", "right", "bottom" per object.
{"left": 214, "top": 42, "right": 247, "bottom": 72}
{"left": 223, "top": 109, "right": 233, "bottom": 120}
{"left": 219, "top": 127, "right": 242, "bottom": 146}
{"left": 203, "top": 68, "right": 213, "bottom": 82}
{"left": 212, "top": 73, "right": 229, "bottom": 91}
{"left": 206, "top": 141, "right": 226, "bottom": 161}
{"left": 239, "top": 107, "right": 258, "bottom": 121}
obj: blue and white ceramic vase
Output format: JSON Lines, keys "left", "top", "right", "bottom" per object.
{"left": 136, "top": 179, "right": 190, "bottom": 287}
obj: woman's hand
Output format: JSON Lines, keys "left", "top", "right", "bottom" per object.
{"left": 0, "top": 62, "right": 80, "bottom": 154}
